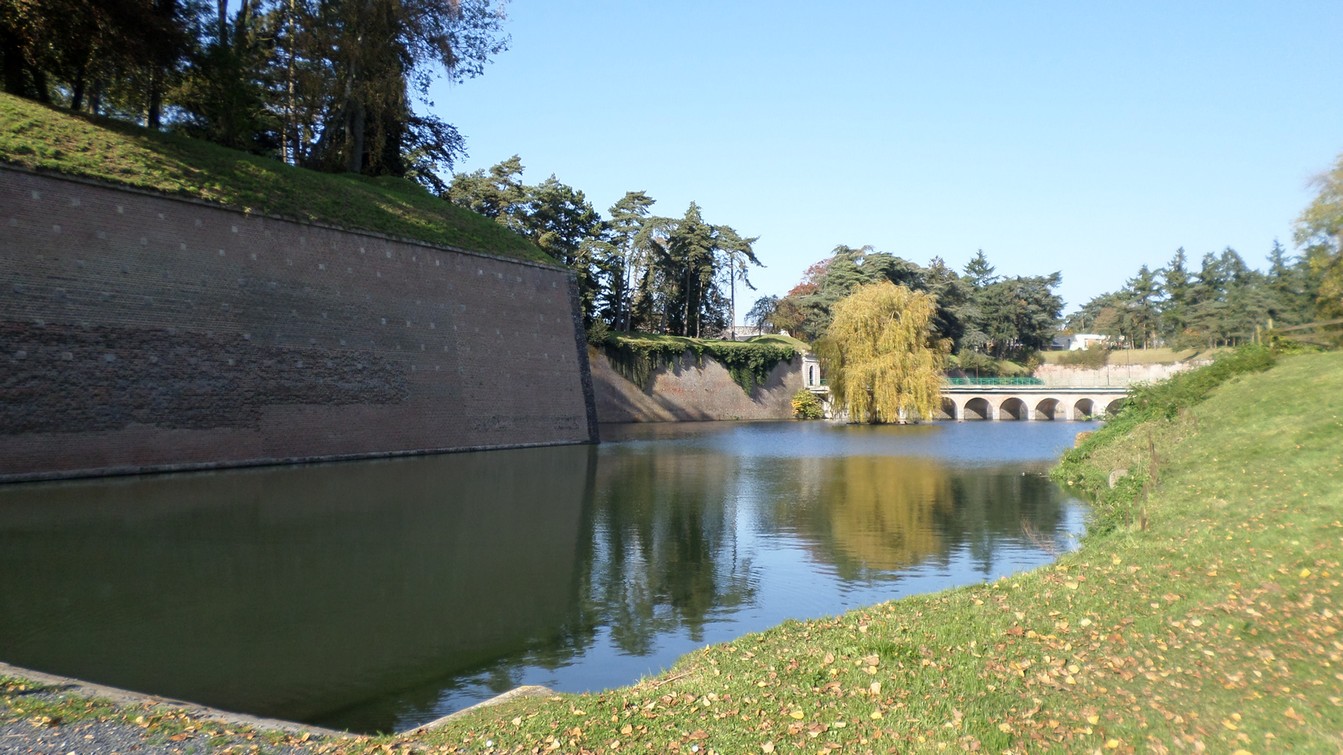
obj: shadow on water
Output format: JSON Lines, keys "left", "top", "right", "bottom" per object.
{"left": 0, "top": 446, "right": 597, "bottom": 730}
{"left": 0, "top": 421, "right": 1087, "bottom": 732}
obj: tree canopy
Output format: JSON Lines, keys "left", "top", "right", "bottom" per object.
{"left": 817, "top": 282, "right": 949, "bottom": 424}
{"left": 771, "top": 246, "right": 1059, "bottom": 368}
{"left": 0, "top": 0, "right": 508, "bottom": 188}
{"left": 447, "top": 157, "right": 761, "bottom": 335}
{"left": 1296, "top": 152, "right": 1343, "bottom": 319}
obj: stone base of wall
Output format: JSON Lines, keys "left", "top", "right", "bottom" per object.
{"left": 0, "top": 168, "right": 597, "bottom": 481}
{"left": 590, "top": 346, "right": 802, "bottom": 423}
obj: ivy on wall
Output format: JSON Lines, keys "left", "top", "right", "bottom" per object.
{"left": 600, "top": 335, "right": 798, "bottom": 395}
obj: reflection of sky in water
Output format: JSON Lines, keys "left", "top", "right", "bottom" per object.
{"left": 399, "top": 422, "right": 1089, "bottom": 731}
{"left": 601, "top": 419, "right": 1095, "bottom": 465}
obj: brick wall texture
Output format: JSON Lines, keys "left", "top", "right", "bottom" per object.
{"left": 0, "top": 167, "right": 598, "bottom": 481}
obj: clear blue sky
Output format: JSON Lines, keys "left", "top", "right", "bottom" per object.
{"left": 431, "top": 1, "right": 1343, "bottom": 315}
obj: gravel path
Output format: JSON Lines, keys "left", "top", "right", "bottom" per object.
{"left": 0, "top": 665, "right": 347, "bottom": 755}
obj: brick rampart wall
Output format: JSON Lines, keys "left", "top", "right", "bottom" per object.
{"left": 0, "top": 167, "right": 598, "bottom": 481}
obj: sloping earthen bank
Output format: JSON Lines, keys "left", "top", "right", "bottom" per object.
{"left": 588, "top": 345, "right": 804, "bottom": 422}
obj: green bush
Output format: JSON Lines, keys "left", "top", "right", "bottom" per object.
{"left": 1056, "top": 346, "right": 1109, "bottom": 368}
{"left": 586, "top": 319, "right": 611, "bottom": 346}
{"left": 792, "top": 389, "right": 824, "bottom": 419}
{"left": 954, "top": 350, "right": 1000, "bottom": 377}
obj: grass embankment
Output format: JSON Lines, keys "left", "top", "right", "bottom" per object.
{"left": 5, "top": 350, "right": 1341, "bottom": 752}
{"left": 0, "top": 93, "right": 550, "bottom": 265}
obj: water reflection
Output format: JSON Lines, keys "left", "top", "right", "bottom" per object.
{"left": 0, "top": 422, "right": 1086, "bottom": 733}
{"left": 0, "top": 447, "right": 593, "bottom": 725}
{"left": 584, "top": 452, "right": 755, "bottom": 653}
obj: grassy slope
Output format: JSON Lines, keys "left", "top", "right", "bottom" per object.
{"left": 405, "top": 350, "right": 1342, "bottom": 753}
{"left": 0, "top": 94, "right": 551, "bottom": 265}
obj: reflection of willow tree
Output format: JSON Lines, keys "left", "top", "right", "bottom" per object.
{"left": 767, "top": 458, "right": 1070, "bottom": 580}
{"left": 773, "top": 456, "right": 954, "bottom": 579}
{"left": 577, "top": 452, "right": 756, "bottom": 653}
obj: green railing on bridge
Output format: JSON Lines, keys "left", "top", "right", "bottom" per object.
{"left": 944, "top": 377, "right": 1045, "bottom": 387}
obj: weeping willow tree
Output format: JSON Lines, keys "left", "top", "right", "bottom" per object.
{"left": 817, "top": 282, "right": 950, "bottom": 423}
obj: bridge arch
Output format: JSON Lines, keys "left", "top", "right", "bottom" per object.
{"left": 1105, "top": 397, "right": 1126, "bottom": 416}
{"left": 939, "top": 397, "right": 957, "bottom": 420}
{"left": 962, "top": 397, "right": 993, "bottom": 420}
{"left": 1034, "top": 398, "right": 1060, "bottom": 420}
{"left": 1073, "top": 398, "right": 1096, "bottom": 420}
{"left": 998, "top": 397, "right": 1028, "bottom": 421}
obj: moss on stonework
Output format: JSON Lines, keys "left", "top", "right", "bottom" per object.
{"left": 601, "top": 334, "right": 798, "bottom": 395}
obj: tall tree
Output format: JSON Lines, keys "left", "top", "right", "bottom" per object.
{"left": 1158, "top": 248, "right": 1192, "bottom": 343}
{"left": 1296, "top": 152, "right": 1343, "bottom": 320}
{"left": 447, "top": 155, "right": 527, "bottom": 229}
{"left": 174, "top": 0, "right": 277, "bottom": 152}
{"left": 524, "top": 176, "right": 604, "bottom": 324}
{"left": 663, "top": 202, "right": 719, "bottom": 338}
{"left": 600, "top": 191, "right": 657, "bottom": 332}
{"left": 0, "top": 0, "right": 194, "bottom": 122}
{"left": 772, "top": 245, "right": 921, "bottom": 342}
{"left": 295, "top": 0, "right": 507, "bottom": 179}
{"left": 715, "top": 224, "right": 761, "bottom": 339}
{"left": 963, "top": 249, "right": 999, "bottom": 288}
{"left": 447, "top": 159, "right": 606, "bottom": 323}
{"left": 1264, "top": 240, "right": 1314, "bottom": 325}
{"left": 1123, "top": 265, "right": 1162, "bottom": 348}
{"left": 745, "top": 295, "right": 779, "bottom": 333}
{"left": 969, "top": 273, "right": 1064, "bottom": 359}
{"left": 817, "top": 282, "right": 950, "bottom": 424}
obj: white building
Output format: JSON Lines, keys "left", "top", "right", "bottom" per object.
{"left": 1052, "top": 333, "right": 1107, "bottom": 351}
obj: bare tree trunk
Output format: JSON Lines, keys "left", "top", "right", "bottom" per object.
{"left": 146, "top": 67, "right": 162, "bottom": 128}
{"left": 284, "top": 0, "right": 300, "bottom": 164}
{"left": 1, "top": 29, "right": 25, "bottom": 96}
{"left": 345, "top": 97, "right": 365, "bottom": 173}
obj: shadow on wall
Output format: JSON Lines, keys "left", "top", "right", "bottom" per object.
{"left": 589, "top": 346, "right": 804, "bottom": 422}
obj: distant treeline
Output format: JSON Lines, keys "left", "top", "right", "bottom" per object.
{"left": 1065, "top": 244, "right": 1320, "bottom": 350}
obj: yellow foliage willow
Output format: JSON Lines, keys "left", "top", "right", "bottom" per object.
{"left": 818, "top": 282, "right": 950, "bottom": 423}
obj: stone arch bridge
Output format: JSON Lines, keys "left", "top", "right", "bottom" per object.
{"left": 940, "top": 386, "right": 1128, "bottom": 421}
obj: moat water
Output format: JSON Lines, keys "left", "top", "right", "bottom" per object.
{"left": 0, "top": 420, "right": 1089, "bottom": 733}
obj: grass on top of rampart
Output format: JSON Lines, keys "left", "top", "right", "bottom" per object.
{"left": 0, "top": 93, "right": 551, "bottom": 266}
{"left": 4, "top": 347, "right": 1342, "bottom": 752}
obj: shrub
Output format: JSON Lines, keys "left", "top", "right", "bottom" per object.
{"left": 792, "top": 389, "right": 824, "bottom": 419}
{"left": 586, "top": 319, "right": 611, "bottom": 346}
{"left": 954, "top": 351, "right": 1000, "bottom": 377}
{"left": 1056, "top": 346, "right": 1109, "bottom": 368}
